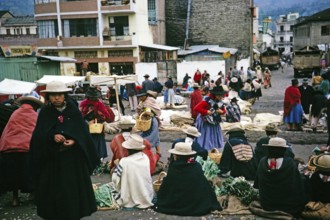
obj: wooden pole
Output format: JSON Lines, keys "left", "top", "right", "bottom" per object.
{"left": 114, "top": 77, "right": 121, "bottom": 121}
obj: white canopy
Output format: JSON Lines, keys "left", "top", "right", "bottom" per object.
{"left": 89, "top": 74, "right": 138, "bottom": 86}
{"left": 0, "top": 78, "right": 37, "bottom": 95}
{"left": 36, "top": 75, "right": 86, "bottom": 86}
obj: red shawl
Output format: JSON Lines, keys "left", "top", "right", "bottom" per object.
{"left": 80, "top": 99, "right": 114, "bottom": 122}
{"left": 284, "top": 85, "right": 301, "bottom": 116}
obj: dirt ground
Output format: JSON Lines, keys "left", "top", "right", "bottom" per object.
{"left": 0, "top": 65, "right": 328, "bottom": 219}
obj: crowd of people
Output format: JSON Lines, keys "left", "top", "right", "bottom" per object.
{"left": 0, "top": 64, "right": 330, "bottom": 219}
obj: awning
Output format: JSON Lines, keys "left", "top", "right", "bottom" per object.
{"left": 0, "top": 78, "right": 37, "bottom": 95}
{"left": 36, "top": 75, "right": 86, "bottom": 86}
{"left": 38, "top": 55, "right": 77, "bottom": 62}
{"left": 90, "top": 74, "right": 138, "bottom": 86}
{"left": 139, "top": 44, "right": 180, "bottom": 51}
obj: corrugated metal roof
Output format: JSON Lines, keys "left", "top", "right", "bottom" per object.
{"left": 139, "top": 44, "right": 180, "bottom": 51}
{"left": 294, "top": 8, "right": 330, "bottom": 27}
{"left": 3, "top": 16, "right": 36, "bottom": 26}
{"left": 178, "top": 45, "right": 237, "bottom": 56}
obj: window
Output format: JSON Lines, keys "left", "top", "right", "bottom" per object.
{"left": 109, "top": 16, "right": 129, "bottom": 36}
{"left": 290, "top": 25, "right": 293, "bottom": 31}
{"left": 26, "top": 28, "right": 30, "bottom": 35}
{"left": 108, "top": 50, "right": 133, "bottom": 57}
{"left": 6, "top": 29, "right": 10, "bottom": 35}
{"left": 63, "top": 19, "right": 97, "bottom": 37}
{"left": 74, "top": 51, "right": 97, "bottom": 58}
{"left": 280, "top": 25, "right": 284, "bottom": 32}
{"left": 37, "top": 20, "right": 58, "bottom": 38}
{"left": 290, "top": 36, "right": 293, "bottom": 42}
{"left": 321, "top": 25, "right": 330, "bottom": 36}
{"left": 35, "top": 0, "right": 56, "bottom": 4}
{"left": 280, "top": 37, "right": 284, "bottom": 42}
{"left": 148, "top": 0, "right": 156, "bottom": 23}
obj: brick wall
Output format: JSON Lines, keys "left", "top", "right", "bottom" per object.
{"left": 166, "top": 0, "right": 252, "bottom": 54}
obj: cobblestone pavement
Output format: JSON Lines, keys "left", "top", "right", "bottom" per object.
{"left": 0, "top": 65, "right": 327, "bottom": 219}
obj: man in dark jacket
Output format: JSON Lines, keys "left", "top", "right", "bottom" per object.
{"left": 125, "top": 82, "right": 138, "bottom": 111}
{"left": 142, "top": 74, "right": 154, "bottom": 92}
{"left": 298, "top": 78, "right": 314, "bottom": 114}
{"left": 218, "top": 125, "right": 257, "bottom": 180}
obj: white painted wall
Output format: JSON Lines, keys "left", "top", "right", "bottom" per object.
{"left": 135, "top": 62, "right": 158, "bottom": 85}
{"left": 176, "top": 61, "right": 225, "bottom": 85}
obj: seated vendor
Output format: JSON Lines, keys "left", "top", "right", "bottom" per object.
{"left": 111, "top": 134, "right": 154, "bottom": 209}
{"left": 254, "top": 137, "right": 307, "bottom": 217}
{"left": 218, "top": 125, "right": 257, "bottom": 180}
{"left": 169, "top": 126, "right": 208, "bottom": 166}
{"left": 155, "top": 142, "right": 221, "bottom": 216}
{"left": 308, "top": 154, "right": 330, "bottom": 203}
{"left": 109, "top": 123, "right": 159, "bottom": 175}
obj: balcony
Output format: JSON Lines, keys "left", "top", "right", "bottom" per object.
{"left": 101, "top": 0, "right": 135, "bottom": 15}
{"left": 274, "top": 41, "right": 293, "bottom": 46}
{"left": 37, "top": 36, "right": 100, "bottom": 47}
{"left": 103, "top": 35, "right": 132, "bottom": 46}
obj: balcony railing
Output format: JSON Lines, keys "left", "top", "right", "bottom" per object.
{"left": 101, "top": 0, "right": 130, "bottom": 6}
{"left": 103, "top": 35, "right": 132, "bottom": 45}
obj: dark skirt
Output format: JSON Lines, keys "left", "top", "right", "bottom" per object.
{"left": 0, "top": 152, "right": 33, "bottom": 193}
{"left": 36, "top": 146, "right": 97, "bottom": 220}
{"left": 90, "top": 133, "right": 107, "bottom": 159}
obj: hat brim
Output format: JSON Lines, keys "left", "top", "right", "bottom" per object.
{"left": 144, "top": 75, "right": 150, "bottom": 78}
{"left": 122, "top": 141, "right": 145, "bottom": 150}
{"left": 225, "top": 128, "right": 245, "bottom": 135}
{"left": 17, "top": 96, "right": 44, "bottom": 107}
{"left": 40, "top": 88, "right": 72, "bottom": 93}
{"left": 211, "top": 91, "right": 227, "bottom": 95}
{"left": 137, "top": 93, "right": 147, "bottom": 97}
{"left": 312, "top": 155, "right": 330, "bottom": 172}
{"left": 182, "top": 128, "right": 201, "bottom": 137}
{"left": 262, "top": 143, "right": 288, "bottom": 148}
{"left": 168, "top": 148, "right": 196, "bottom": 156}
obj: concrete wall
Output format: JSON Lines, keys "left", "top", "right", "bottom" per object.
{"left": 135, "top": 62, "right": 158, "bottom": 84}
{"left": 177, "top": 61, "right": 225, "bottom": 85}
{"left": 166, "top": 0, "right": 252, "bottom": 54}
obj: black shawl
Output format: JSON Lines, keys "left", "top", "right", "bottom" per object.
{"left": 254, "top": 157, "right": 307, "bottom": 216}
{"left": 308, "top": 172, "right": 330, "bottom": 203}
{"left": 155, "top": 159, "right": 221, "bottom": 216}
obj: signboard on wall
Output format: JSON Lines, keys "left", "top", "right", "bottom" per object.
{"left": 0, "top": 45, "right": 37, "bottom": 57}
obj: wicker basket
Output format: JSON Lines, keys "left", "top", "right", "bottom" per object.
{"left": 208, "top": 148, "right": 222, "bottom": 164}
{"left": 135, "top": 112, "right": 152, "bottom": 131}
{"left": 307, "top": 155, "right": 317, "bottom": 172}
{"left": 89, "top": 119, "right": 104, "bottom": 134}
{"left": 153, "top": 171, "right": 167, "bottom": 192}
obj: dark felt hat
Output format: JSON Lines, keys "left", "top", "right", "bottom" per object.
{"left": 210, "top": 86, "right": 227, "bottom": 95}
{"left": 85, "top": 87, "right": 101, "bottom": 98}
{"left": 144, "top": 74, "right": 150, "bottom": 78}
{"left": 136, "top": 89, "right": 147, "bottom": 97}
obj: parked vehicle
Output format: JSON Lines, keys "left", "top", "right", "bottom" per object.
{"left": 293, "top": 46, "right": 321, "bottom": 78}
{"left": 260, "top": 48, "right": 280, "bottom": 70}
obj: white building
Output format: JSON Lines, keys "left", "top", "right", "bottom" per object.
{"left": 274, "top": 12, "right": 299, "bottom": 55}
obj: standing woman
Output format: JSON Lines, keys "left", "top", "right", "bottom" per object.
{"left": 29, "top": 81, "right": 99, "bottom": 220}
{"left": 194, "top": 86, "right": 227, "bottom": 151}
{"left": 136, "top": 90, "right": 162, "bottom": 156}
{"left": 80, "top": 87, "right": 115, "bottom": 161}
{"left": 0, "top": 93, "right": 43, "bottom": 206}
{"left": 164, "top": 76, "right": 175, "bottom": 109}
{"left": 283, "top": 78, "right": 304, "bottom": 131}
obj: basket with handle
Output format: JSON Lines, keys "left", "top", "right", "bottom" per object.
{"left": 135, "top": 112, "right": 152, "bottom": 131}
{"left": 208, "top": 148, "right": 222, "bottom": 164}
{"left": 153, "top": 171, "right": 167, "bottom": 192}
{"left": 89, "top": 119, "right": 104, "bottom": 134}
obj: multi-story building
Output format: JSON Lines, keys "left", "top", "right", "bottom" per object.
{"left": 0, "top": 11, "right": 38, "bottom": 53}
{"left": 293, "top": 8, "right": 330, "bottom": 51}
{"left": 34, "top": 0, "right": 170, "bottom": 76}
{"left": 274, "top": 12, "right": 299, "bottom": 55}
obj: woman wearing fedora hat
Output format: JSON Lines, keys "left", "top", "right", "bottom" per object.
{"left": 194, "top": 86, "right": 227, "bottom": 151}
{"left": 308, "top": 154, "right": 330, "bottom": 203}
{"left": 254, "top": 137, "right": 307, "bottom": 217}
{"left": 80, "top": 87, "right": 115, "bottom": 161}
{"left": 155, "top": 142, "right": 221, "bottom": 216}
{"left": 111, "top": 134, "right": 154, "bottom": 209}
{"left": 136, "top": 89, "right": 162, "bottom": 156}
{"left": 0, "top": 92, "right": 43, "bottom": 206}
{"left": 30, "top": 81, "right": 99, "bottom": 220}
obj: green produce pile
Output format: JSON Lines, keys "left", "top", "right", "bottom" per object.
{"left": 94, "top": 183, "right": 115, "bottom": 208}
{"left": 93, "top": 161, "right": 111, "bottom": 176}
{"left": 196, "top": 156, "right": 220, "bottom": 180}
{"left": 215, "top": 176, "right": 259, "bottom": 205}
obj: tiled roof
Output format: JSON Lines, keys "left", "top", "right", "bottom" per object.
{"left": 3, "top": 16, "right": 36, "bottom": 26}
{"left": 294, "top": 8, "right": 330, "bottom": 27}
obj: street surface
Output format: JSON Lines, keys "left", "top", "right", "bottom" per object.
{"left": 0, "top": 65, "right": 328, "bottom": 219}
